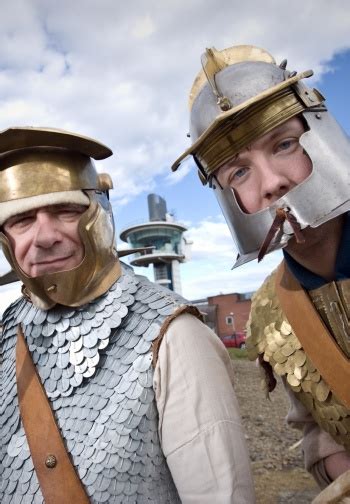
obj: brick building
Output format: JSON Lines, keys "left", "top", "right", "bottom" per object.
{"left": 192, "top": 292, "right": 253, "bottom": 338}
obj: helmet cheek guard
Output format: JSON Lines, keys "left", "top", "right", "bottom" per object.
{"left": 211, "top": 110, "right": 350, "bottom": 267}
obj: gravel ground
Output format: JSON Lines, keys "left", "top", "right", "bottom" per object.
{"left": 231, "top": 359, "right": 320, "bottom": 503}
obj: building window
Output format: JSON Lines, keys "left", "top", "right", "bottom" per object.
{"left": 226, "top": 316, "right": 234, "bottom": 326}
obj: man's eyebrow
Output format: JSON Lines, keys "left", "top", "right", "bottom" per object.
{"left": 265, "top": 123, "right": 300, "bottom": 142}
{"left": 49, "top": 203, "right": 86, "bottom": 210}
{"left": 223, "top": 152, "right": 240, "bottom": 168}
{"left": 9, "top": 210, "right": 34, "bottom": 220}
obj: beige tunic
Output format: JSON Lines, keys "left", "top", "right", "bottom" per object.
{"left": 155, "top": 313, "right": 256, "bottom": 503}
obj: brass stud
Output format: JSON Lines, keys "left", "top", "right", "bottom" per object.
{"left": 46, "top": 284, "right": 57, "bottom": 293}
{"left": 45, "top": 454, "right": 57, "bottom": 468}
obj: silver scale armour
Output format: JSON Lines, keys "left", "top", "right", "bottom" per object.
{"left": 1, "top": 264, "right": 185, "bottom": 503}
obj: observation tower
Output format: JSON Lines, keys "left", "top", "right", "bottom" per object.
{"left": 119, "top": 194, "right": 190, "bottom": 294}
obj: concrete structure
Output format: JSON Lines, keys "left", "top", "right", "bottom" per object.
{"left": 120, "top": 194, "right": 190, "bottom": 294}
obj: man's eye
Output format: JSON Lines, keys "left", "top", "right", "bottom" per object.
{"left": 58, "top": 210, "right": 84, "bottom": 221}
{"left": 236, "top": 167, "right": 248, "bottom": 178}
{"left": 276, "top": 138, "right": 299, "bottom": 152}
{"left": 8, "top": 216, "right": 34, "bottom": 228}
{"left": 229, "top": 166, "right": 249, "bottom": 183}
{"left": 55, "top": 205, "right": 86, "bottom": 218}
{"left": 279, "top": 140, "right": 292, "bottom": 150}
{"left": 61, "top": 210, "right": 77, "bottom": 216}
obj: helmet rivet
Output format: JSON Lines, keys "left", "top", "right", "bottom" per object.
{"left": 45, "top": 454, "right": 57, "bottom": 468}
{"left": 46, "top": 284, "right": 57, "bottom": 292}
{"left": 217, "top": 96, "right": 232, "bottom": 112}
{"left": 316, "top": 113, "right": 322, "bottom": 119}
{"left": 279, "top": 59, "right": 288, "bottom": 70}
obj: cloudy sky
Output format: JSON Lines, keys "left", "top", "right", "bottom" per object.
{"left": 0, "top": 0, "right": 349, "bottom": 312}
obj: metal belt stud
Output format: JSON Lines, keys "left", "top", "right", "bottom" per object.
{"left": 45, "top": 454, "right": 57, "bottom": 468}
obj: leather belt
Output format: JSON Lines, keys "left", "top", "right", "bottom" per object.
{"left": 16, "top": 324, "right": 90, "bottom": 504}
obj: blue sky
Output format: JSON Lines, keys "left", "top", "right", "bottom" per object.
{"left": 0, "top": 0, "right": 349, "bottom": 312}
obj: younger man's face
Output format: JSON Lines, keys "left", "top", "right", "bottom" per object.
{"left": 216, "top": 117, "right": 312, "bottom": 214}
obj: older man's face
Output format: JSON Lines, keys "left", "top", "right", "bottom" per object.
{"left": 215, "top": 117, "right": 312, "bottom": 214}
{"left": 3, "top": 204, "right": 87, "bottom": 277}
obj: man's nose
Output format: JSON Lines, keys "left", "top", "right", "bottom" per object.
{"left": 32, "top": 213, "right": 62, "bottom": 248}
{"left": 259, "top": 157, "right": 291, "bottom": 203}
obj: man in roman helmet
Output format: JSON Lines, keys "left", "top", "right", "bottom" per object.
{"left": 0, "top": 127, "right": 255, "bottom": 503}
{"left": 172, "top": 45, "right": 350, "bottom": 490}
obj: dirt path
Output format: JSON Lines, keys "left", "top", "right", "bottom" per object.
{"left": 231, "top": 359, "right": 320, "bottom": 503}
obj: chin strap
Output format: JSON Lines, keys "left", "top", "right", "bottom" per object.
{"left": 258, "top": 207, "right": 305, "bottom": 262}
{"left": 16, "top": 325, "right": 90, "bottom": 504}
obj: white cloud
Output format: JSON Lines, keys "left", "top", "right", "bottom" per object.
{"left": 188, "top": 216, "right": 234, "bottom": 259}
{"left": 0, "top": 0, "right": 348, "bottom": 205}
{"left": 181, "top": 254, "right": 282, "bottom": 300}
{"left": 131, "top": 15, "right": 156, "bottom": 39}
{"left": 0, "top": 0, "right": 349, "bottom": 313}
{"left": 180, "top": 216, "right": 283, "bottom": 299}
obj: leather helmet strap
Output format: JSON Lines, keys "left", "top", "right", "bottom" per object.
{"left": 275, "top": 261, "right": 350, "bottom": 409}
{"left": 16, "top": 324, "right": 90, "bottom": 504}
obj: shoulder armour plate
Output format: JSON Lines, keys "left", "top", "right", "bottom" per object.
{"left": 246, "top": 269, "right": 350, "bottom": 450}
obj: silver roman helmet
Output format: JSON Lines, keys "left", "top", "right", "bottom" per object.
{"left": 0, "top": 126, "right": 121, "bottom": 308}
{"left": 172, "top": 45, "right": 350, "bottom": 266}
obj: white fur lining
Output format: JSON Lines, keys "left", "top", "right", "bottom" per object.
{"left": 0, "top": 190, "right": 90, "bottom": 225}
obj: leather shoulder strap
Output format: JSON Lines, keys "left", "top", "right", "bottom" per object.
{"left": 152, "top": 305, "right": 203, "bottom": 367}
{"left": 275, "top": 261, "right": 350, "bottom": 409}
{"left": 16, "top": 324, "right": 90, "bottom": 504}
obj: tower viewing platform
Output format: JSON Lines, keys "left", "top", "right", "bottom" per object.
{"left": 119, "top": 194, "right": 190, "bottom": 294}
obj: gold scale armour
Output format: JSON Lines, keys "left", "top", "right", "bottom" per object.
{"left": 246, "top": 267, "right": 350, "bottom": 450}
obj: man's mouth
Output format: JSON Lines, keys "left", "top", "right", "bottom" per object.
{"left": 33, "top": 256, "right": 72, "bottom": 266}
{"left": 30, "top": 256, "right": 74, "bottom": 275}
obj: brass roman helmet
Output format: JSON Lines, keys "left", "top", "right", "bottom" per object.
{"left": 0, "top": 127, "right": 121, "bottom": 308}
